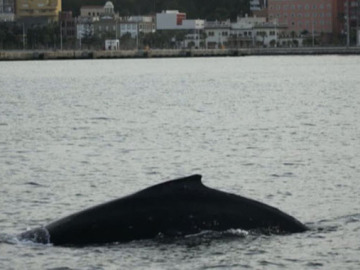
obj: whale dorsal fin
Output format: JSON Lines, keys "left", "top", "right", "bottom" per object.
{"left": 163, "top": 174, "right": 202, "bottom": 187}
{"left": 136, "top": 174, "right": 204, "bottom": 196}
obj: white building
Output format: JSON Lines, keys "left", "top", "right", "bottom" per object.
{"left": 80, "top": 5, "right": 104, "bottom": 19}
{"left": 80, "top": 1, "right": 116, "bottom": 20}
{"left": 183, "top": 32, "right": 205, "bottom": 48}
{"left": 156, "top": 10, "right": 204, "bottom": 30}
{"left": 204, "top": 20, "right": 231, "bottom": 49}
{"left": 0, "top": 0, "right": 14, "bottom": 21}
{"left": 230, "top": 16, "right": 267, "bottom": 47}
{"left": 253, "top": 23, "right": 287, "bottom": 47}
{"left": 104, "top": 1, "right": 114, "bottom": 16}
{"left": 119, "top": 22, "right": 138, "bottom": 38}
{"left": 250, "top": 0, "right": 261, "bottom": 11}
{"left": 77, "top": 1, "right": 117, "bottom": 40}
{"left": 76, "top": 17, "right": 95, "bottom": 40}
{"left": 125, "top": 16, "right": 155, "bottom": 35}
{"left": 250, "top": 0, "right": 267, "bottom": 11}
{"left": 203, "top": 16, "right": 288, "bottom": 48}
{"left": 0, "top": 12, "right": 13, "bottom": 21}
{"left": 105, "top": 39, "right": 119, "bottom": 50}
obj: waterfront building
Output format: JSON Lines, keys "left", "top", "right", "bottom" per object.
{"left": 80, "top": 1, "right": 116, "bottom": 20}
{"left": 80, "top": 5, "right": 104, "bottom": 19}
{"left": 156, "top": 10, "right": 205, "bottom": 49}
{"left": 0, "top": 0, "right": 14, "bottom": 21}
{"left": 77, "top": 1, "right": 154, "bottom": 49}
{"left": 94, "top": 17, "right": 154, "bottom": 40}
{"left": 267, "top": 0, "right": 360, "bottom": 40}
{"left": 182, "top": 31, "right": 205, "bottom": 48}
{"left": 204, "top": 20, "right": 231, "bottom": 49}
{"left": 105, "top": 39, "right": 119, "bottom": 50}
{"left": 59, "top": 11, "right": 75, "bottom": 39}
{"left": 15, "top": 0, "right": 61, "bottom": 24}
{"left": 268, "top": 0, "right": 335, "bottom": 35}
{"left": 76, "top": 16, "right": 94, "bottom": 40}
{"left": 342, "top": 0, "right": 360, "bottom": 41}
{"left": 77, "top": 1, "right": 117, "bottom": 46}
{"left": 250, "top": 0, "right": 268, "bottom": 11}
{"left": 253, "top": 22, "right": 290, "bottom": 47}
{"left": 126, "top": 16, "right": 155, "bottom": 35}
{"left": 230, "top": 16, "right": 266, "bottom": 47}
{"left": 204, "top": 15, "right": 287, "bottom": 48}
{"left": 94, "top": 18, "right": 117, "bottom": 39}
{"left": 156, "top": 10, "right": 204, "bottom": 30}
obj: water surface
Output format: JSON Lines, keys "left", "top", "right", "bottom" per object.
{"left": 1, "top": 56, "right": 360, "bottom": 269}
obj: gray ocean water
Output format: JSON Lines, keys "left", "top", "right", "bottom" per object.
{"left": 0, "top": 56, "right": 359, "bottom": 269}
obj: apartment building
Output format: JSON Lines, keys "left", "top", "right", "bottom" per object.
{"left": 268, "top": 0, "right": 360, "bottom": 38}
{"left": 268, "top": 0, "right": 336, "bottom": 35}
{"left": 15, "top": 0, "right": 62, "bottom": 24}
{"left": 59, "top": 11, "right": 75, "bottom": 39}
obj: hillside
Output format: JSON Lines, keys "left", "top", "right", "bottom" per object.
{"left": 62, "top": 0, "right": 250, "bottom": 21}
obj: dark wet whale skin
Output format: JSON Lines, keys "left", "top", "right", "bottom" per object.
{"left": 19, "top": 175, "right": 308, "bottom": 245}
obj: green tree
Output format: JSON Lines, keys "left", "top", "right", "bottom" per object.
{"left": 0, "top": 23, "right": 23, "bottom": 49}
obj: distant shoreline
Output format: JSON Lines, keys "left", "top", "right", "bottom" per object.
{"left": 1, "top": 47, "right": 360, "bottom": 61}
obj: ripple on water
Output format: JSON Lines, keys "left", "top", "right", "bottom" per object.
{"left": 1, "top": 57, "right": 360, "bottom": 270}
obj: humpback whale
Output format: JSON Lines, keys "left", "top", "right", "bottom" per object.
{"left": 19, "top": 174, "right": 308, "bottom": 245}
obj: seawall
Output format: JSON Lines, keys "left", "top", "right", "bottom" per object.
{"left": 1, "top": 47, "right": 360, "bottom": 61}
